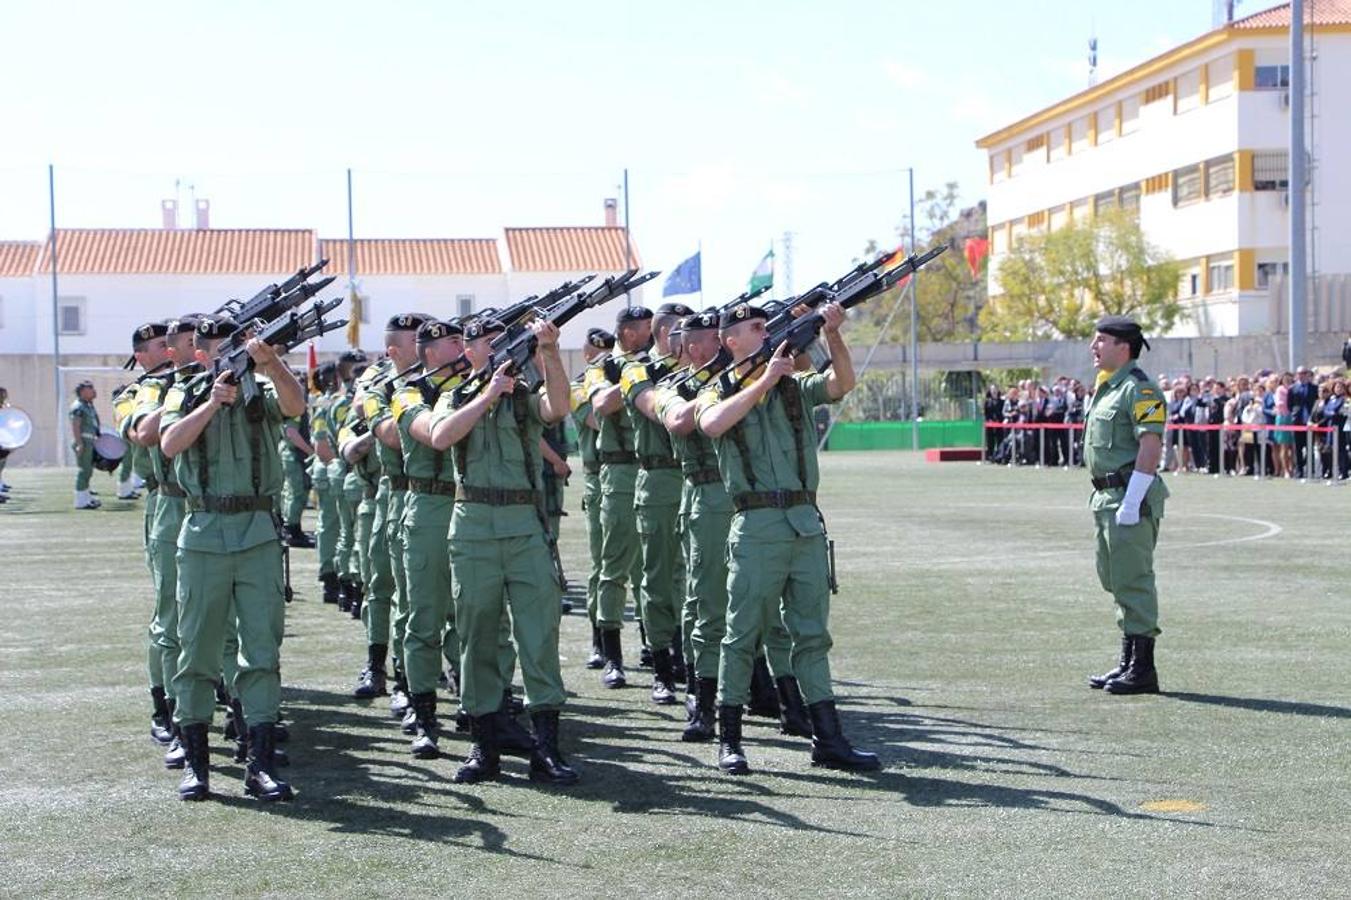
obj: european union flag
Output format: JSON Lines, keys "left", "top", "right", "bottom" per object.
{"left": 662, "top": 251, "right": 701, "bottom": 297}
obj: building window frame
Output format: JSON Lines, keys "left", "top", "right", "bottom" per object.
{"left": 58, "top": 296, "right": 86, "bottom": 335}
{"left": 1207, "top": 263, "right": 1235, "bottom": 293}
{"left": 1254, "top": 64, "right": 1290, "bottom": 90}
{"left": 1256, "top": 261, "right": 1290, "bottom": 289}
{"left": 1252, "top": 150, "right": 1290, "bottom": 191}
{"left": 1205, "top": 154, "right": 1235, "bottom": 198}
{"left": 1172, "top": 163, "right": 1203, "bottom": 207}
{"left": 456, "top": 294, "right": 475, "bottom": 318}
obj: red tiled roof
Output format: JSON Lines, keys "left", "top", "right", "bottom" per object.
{"left": 1231, "top": 1, "right": 1351, "bottom": 28}
{"left": 0, "top": 241, "right": 40, "bottom": 277}
{"left": 504, "top": 227, "right": 640, "bottom": 272}
{"left": 318, "top": 238, "right": 502, "bottom": 275}
{"left": 36, "top": 229, "right": 317, "bottom": 274}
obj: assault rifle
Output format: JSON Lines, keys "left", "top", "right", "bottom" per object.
{"left": 714, "top": 245, "right": 948, "bottom": 397}
{"left": 215, "top": 259, "right": 333, "bottom": 322}
{"left": 455, "top": 268, "right": 659, "bottom": 401}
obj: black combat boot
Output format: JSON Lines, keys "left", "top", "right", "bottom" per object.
{"left": 505, "top": 686, "right": 525, "bottom": 716}
{"left": 775, "top": 676, "right": 814, "bottom": 738}
{"left": 638, "top": 621, "right": 653, "bottom": 669}
{"left": 1104, "top": 636, "right": 1160, "bottom": 695}
{"left": 243, "top": 723, "right": 294, "bottom": 802}
{"left": 214, "top": 678, "right": 230, "bottom": 707}
{"left": 497, "top": 690, "right": 538, "bottom": 759}
{"left": 389, "top": 663, "right": 410, "bottom": 717}
{"left": 337, "top": 576, "right": 354, "bottom": 613}
{"left": 410, "top": 692, "right": 440, "bottom": 758}
{"left": 586, "top": 625, "right": 605, "bottom": 670}
{"left": 353, "top": 643, "right": 389, "bottom": 699}
{"left": 670, "top": 637, "right": 688, "bottom": 684}
{"left": 401, "top": 705, "right": 419, "bottom": 735}
{"left": 177, "top": 723, "right": 210, "bottom": 801}
{"left": 453, "top": 714, "right": 501, "bottom": 784}
{"left": 746, "top": 656, "right": 781, "bottom": 719}
{"left": 225, "top": 698, "right": 246, "bottom": 761}
{"left": 348, "top": 580, "right": 365, "bottom": 620}
{"left": 1089, "top": 635, "right": 1133, "bottom": 689}
{"left": 682, "top": 677, "right": 717, "bottom": 743}
{"left": 528, "top": 710, "right": 579, "bottom": 785}
{"left": 150, "top": 686, "right": 173, "bottom": 745}
{"left": 650, "top": 648, "right": 678, "bottom": 705}
{"left": 320, "top": 571, "right": 339, "bottom": 604}
{"left": 600, "top": 629, "right": 627, "bottom": 689}
{"left": 717, "top": 705, "right": 750, "bottom": 775}
{"left": 163, "top": 722, "right": 186, "bottom": 769}
{"left": 285, "top": 523, "right": 315, "bottom": 548}
{"left": 807, "top": 700, "right": 881, "bottom": 772}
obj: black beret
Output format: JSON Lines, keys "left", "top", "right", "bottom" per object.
{"left": 315, "top": 361, "right": 338, "bottom": 378}
{"left": 586, "top": 328, "right": 616, "bottom": 350}
{"left": 682, "top": 311, "right": 720, "bottom": 333}
{"left": 464, "top": 317, "right": 506, "bottom": 341}
{"left": 339, "top": 349, "right": 369, "bottom": 366}
{"left": 165, "top": 314, "right": 204, "bottom": 336}
{"left": 656, "top": 302, "right": 694, "bottom": 318}
{"left": 75, "top": 380, "right": 94, "bottom": 391}
{"left": 416, "top": 319, "right": 464, "bottom": 344}
{"left": 616, "top": 306, "right": 654, "bottom": 324}
{"left": 196, "top": 316, "right": 240, "bottom": 340}
{"left": 131, "top": 321, "right": 169, "bottom": 345}
{"left": 386, "top": 313, "right": 431, "bottom": 333}
{"left": 1095, "top": 315, "right": 1151, "bottom": 351}
{"left": 719, "top": 303, "right": 769, "bottom": 329}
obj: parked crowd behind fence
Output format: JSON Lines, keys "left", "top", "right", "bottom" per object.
{"left": 983, "top": 366, "right": 1350, "bottom": 482}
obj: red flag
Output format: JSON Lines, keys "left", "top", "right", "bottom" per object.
{"left": 307, "top": 340, "right": 318, "bottom": 393}
{"left": 964, "top": 237, "right": 991, "bottom": 279}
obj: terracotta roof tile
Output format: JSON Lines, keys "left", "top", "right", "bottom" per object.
{"left": 37, "top": 229, "right": 317, "bottom": 274}
{"left": 1232, "top": 1, "right": 1351, "bottom": 28}
{"left": 318, "top": 238, "right": 502, "bottom": 275}
{"left": 504, "top": 227, "right": 640, "bottom": 272}
{"left": 0, "top": 241, "right": 40, "bottom": 277}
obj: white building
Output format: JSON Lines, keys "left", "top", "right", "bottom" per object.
{"left": 976, "top": 2, "right": 1351, "bottom": 337}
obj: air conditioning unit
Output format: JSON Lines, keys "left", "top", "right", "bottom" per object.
{"left": 1280, "top": 90, "right": 1291, "bottom": 109}
{"left": 1281, "top": 190, "right": 1291, "bottom": 208}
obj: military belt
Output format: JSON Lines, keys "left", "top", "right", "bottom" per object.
{"left": 639, "top": 455, "right": 680, "bottom": 471}
{"left": 1090, "top": 466, "right": 1134, "bottom": 491}
{"left": 686, "top": 469, "right": 722, "bottom": 486}
{"left": 387, "top": 475, "right": 410, "bottom": 491}
{"left": 455, "top": 485, "right": 542, "bottom": 507}
{"left": 143, "top": 476, "right": 159, "bottom": 493}
{"left": 598, "top": 450, "right": 637, "bottom": 465}
{"left": 187, "top": 495, "right": 273, "bottom": 514}
{"left": 408, "top": 478, "right": 456, "bottom": 496}
{"left": 158, "top": 483, "right": 187, "bottom": 499}
{"left": 583, "top": 463, "right": 601, "bottom": 475}
{"left": 733, "top": 489, "right": 817, "bottom": 512}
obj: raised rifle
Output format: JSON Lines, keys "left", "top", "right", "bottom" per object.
{"left": 477, "top": 275, "right": 597, "bottom": 334}
{"left": 714, "top": 245, "right": 948, "bottom": 397}
{"left": 215, "top": 259, "right": 331, "bottom": 321}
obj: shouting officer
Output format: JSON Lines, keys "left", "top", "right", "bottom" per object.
{"left": 1085, "top": 315, "right": 1168, "bottom": 695}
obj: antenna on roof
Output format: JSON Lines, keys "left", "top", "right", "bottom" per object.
{"left": 1213, "top": 0, "right": 1239, "bottom": 28}
{"left": 1087, "top": 35, "right": 1098, "bottom": 87}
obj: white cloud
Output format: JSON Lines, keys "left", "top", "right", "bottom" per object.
{"left": 882, "top": 60, "right": 929, "bottom": 90}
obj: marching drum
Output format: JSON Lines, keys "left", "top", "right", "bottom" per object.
{"left": 92, "top": 427, "right": 127, "bottom": 473}
{"left": 0, "top": 407, "right": 32, "bottom": 451}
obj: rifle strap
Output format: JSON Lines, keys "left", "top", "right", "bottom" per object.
{"left": 728, "top": 377, "right": 807, "bottom": 494}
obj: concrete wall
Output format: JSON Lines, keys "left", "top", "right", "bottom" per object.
{"left": 0, "top": 276, "right": 37, "bottom": 354}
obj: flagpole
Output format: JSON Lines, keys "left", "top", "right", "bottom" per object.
{"left": 908, "top": 167, "right": 920, "bottom": 452}
{"left": 346, "top": 167, "right": 358, "bottom": 348}
{"left": 697, "top": 239, "right": 703, "bottom": 307}
{"left": 623, "top": 168, "right": 633, "bottom": 309}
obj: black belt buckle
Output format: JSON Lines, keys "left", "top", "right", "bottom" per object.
{"left": 768, "top": 489, "right": 789, "bottom": 509}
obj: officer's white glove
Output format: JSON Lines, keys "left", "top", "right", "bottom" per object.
{"left": 1114, "top": 470, "right": 1155, "bottom": 527}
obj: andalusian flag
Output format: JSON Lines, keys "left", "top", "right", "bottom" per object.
{"left": 748, "top": 247, "right": 774, "bottom": 294}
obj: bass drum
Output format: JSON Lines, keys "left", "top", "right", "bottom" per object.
{"left": 0, "top": 407, "right": 33, "bottom": 451}
{"left": 92, "top": 428, "right": 127, "bottom": 473}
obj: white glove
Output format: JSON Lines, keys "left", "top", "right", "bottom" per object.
{"left": 1114, "top": 470, "right": 1154, "bottom": 527}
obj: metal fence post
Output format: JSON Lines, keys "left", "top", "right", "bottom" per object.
{"left": 1038, "top": 427, "right": 1045, "bottom": 468}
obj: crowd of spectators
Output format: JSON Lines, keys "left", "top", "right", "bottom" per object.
{"left": 984, "top": 365, "right": 1350, "bottom": 480}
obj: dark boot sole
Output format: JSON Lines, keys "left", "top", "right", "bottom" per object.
{"left": 681, "top": 728, "right": 714, "bottom": 743}
{"left": 353, "top": 687, "right": 389, "bottom": 699}
{"left": 585, "top": 657, "right": 605, "bottom": 670}
{"left": 164, "top": 755, "right": 186, "bottom": 770}
{"left": 178, "top": 788, "right": 209, "bottom": 802}
{"left": 1104, "top": 682, "right": 1160, "bottom": 695}
{"left": 718, "top": 761, "right": 751, "bottom": 776}
{"left": 244, "top": 784, "right": 294, "bottom": 802}
{"left": 779, "top": 724, "right": 814, "bottom": 738}
{"left": 602, "top": 678, "right": 627, "bottom": 689}
{"left": 529, "top": 769, "right": 580, "bottom": 786}
{"left": 811, "top": 758, "right": 882, "bottom": 772}
{"left": 452, "top": 767, "right": 501, "bottom": 784}
{"left": 651, "top": 692, "right": 677, "bottom": 706}
{"left": 411, "top": 742, "right": 440, "bottom": 759}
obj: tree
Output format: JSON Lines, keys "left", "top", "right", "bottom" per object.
{"left": 851, "top": 182, "right": 987, "bottom": 347}
{"left": 980, "top": 210, "right": 1183, "bottom": 341}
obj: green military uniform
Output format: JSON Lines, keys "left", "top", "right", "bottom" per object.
{"left": 330, "top": 389, "right": 363, "bottom": 591}
{"left": 1085, "top": 365, "right": 1169, "bottom": 638}
{"left": 278, "top": 413, "right": 309, "bottom": 530}
{"left": 569, "top": 378, "right": 604, "bottom": 626}
{"left": 310, "top": 387, "right": 341, "bottom": 590}
{"left": 339, "top": 367, "right": 384, "bottom": 631}
{"left": 115, "top": 384, "right": 155, "bottom": 546}
{"left": 69, "top": 394, "right": 100, "bottom": 492}
{"left": 541, "top": 419, "right": 568, "bottom": 543}
{"left": 363, "top": 369, "right": 411, "bottom": 693}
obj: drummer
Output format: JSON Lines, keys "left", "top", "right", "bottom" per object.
{"left": 70, "top": 380, "right": 101, "bottom": 510}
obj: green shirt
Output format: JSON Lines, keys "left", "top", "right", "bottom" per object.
{"left": 696, "top": 371, "right": 835, "bottom": 539}
{"left": 621, "top": 354, "right": 681, "bottom": 507}
{"left": 160, "top": 371, "right": 285, "bottom": 553}
{"left": 69, "top": 399, "right": 99, "bottom": 439}
{"left": 655, "top": 377, "right": 732, "bottom": 517}
{"left": 391, "top": 376, "right": 460, "bottom": 484}
{"left": 130, "top": 369, "right": 190, "bottom": 544}
{"left": 569, "top": 377, "right": 599, "bottom": 473}
{"left": 364, "top": 375, "right": 406, "bottom": 479}
{"left": 1084, "top": 365, "right": 1170, "bottom": 514}
{"left": 584, "top": 353, "right": 639, "bottom": 495}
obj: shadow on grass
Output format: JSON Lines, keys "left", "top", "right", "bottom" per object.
{"left": 1163, "top": 691, "right": 1351, "bottom": 719}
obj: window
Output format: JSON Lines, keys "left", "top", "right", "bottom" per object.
{"left": 1253, "top": 150, "right": 1289, "bottom": 190}
{"left": 1095, "top": 190, "right": 1118, "bottom": 213}
{"left": 1172, "top": 164, "right": 1203, "bottom": 206}
{"left": 1096, "top": 108, "right": 1115, "bottom": 144}
{"left": 1207, "top": 55, "right": 1234, "bottom": 102}
{"left": 1120, "top": 96, "right": 1141, "bottom": 135}
{"left": 0, "top": 295, "right": 5, "bottom": 329}
{"left": 1254, "top": 65, "right": 1290, "bottom": 89}
{"left": 1208, "top": 263, "right": 1234, "bottom": 292}
{"left": 1070, "top": 116, "right": 1091, "bottom": 153}
{"left": 1180, "top": 272, "right": 1199, "bottom": 297}
{"left": 1176, "top": 68, "right": 1202, "bottom": 113}
{"left": 58, "top": 297, "right": 85, "bottom": 335}
{"left": 456, "top": 294, "right": 474, "bottom": 318}
{"left": 1120, "top": 182, "right": 1141, "bottom": 212}
{"left": 1143, "top": 80, "right": 1171, "bottom": 105}
{"left": 1205, "top": 154, "right": 1235, "bottom": 197}
{"left": 1257, "top": 262, "right": 1290, "bottom": 288}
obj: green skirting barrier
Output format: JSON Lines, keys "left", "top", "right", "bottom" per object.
{"left": 825, "top": 420, "right": 983, "bottom": 451}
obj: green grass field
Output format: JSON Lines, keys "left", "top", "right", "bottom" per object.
{"left": 1, "top": 454, "right": 1348, "bottom": 897}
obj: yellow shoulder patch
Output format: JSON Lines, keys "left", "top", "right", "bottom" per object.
{"left": 570, "top": 383, "right": 589, "bottom": 413}
{"left": 363, "top": 394, "right": 382, "bottom": 420}
{"left": 141, "top": 382, "right": 164, "bottom": 406}
{"left": 162, "top": 386, "right": 185, "bottom": 415}
{"left": 391, "top": 386, "right": 421, "bottom": 423}
{"left": 1134, "top": 399, "right": 1166, "bottom": 424}
{"left": 620, "top": 364, "right": 649, "bottom": 394}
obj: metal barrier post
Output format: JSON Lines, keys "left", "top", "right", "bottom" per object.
{"left": 1038, "top": 427, "right": 1045, "bottom": 468}
{"left": 1305, "top": 426, "right": 1315, "bottom": 482}
{"left": 1335, "top": 429, "right": 1342, "bottom": 483}
{"left": 1258, "top": 434, "right": 1266, "bottom": 480}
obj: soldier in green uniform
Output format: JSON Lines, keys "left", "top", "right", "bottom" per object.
{"left": 117, "top": 322, "right": 174, "bottom": 744}
{"left": 310, "top": 363, "right": 342, "bottom": 603}
{"left": 427, "top": 317, "right": 578, "bottom": 785}
{"left": 570, "top": 328, "right": 614, "bottom": 669}
{"left": 1084, "top": 316, "right": 1168, "bottom": 695}
{"left": 278, "top": 372, "right": 315, "bottom": 548}
{"left": 695, "top": 302, "right": 878, "bottom": 775}
{"left": 70, "top": 381, "right": 102, "bottom": 509}
{"left": 339, "top": 361, "right": 389, "bottom": 686}
{"left": 332, "top": 350, "right": 369, "bottom": 612}
{"left": 621, "top": 301, "right": 693, "bottom": 705}
{"left": 160, "top": 317, "right": 306, "bottom": 802}
{"left": 583, "top": 307, "right": 654, "bottom": 688}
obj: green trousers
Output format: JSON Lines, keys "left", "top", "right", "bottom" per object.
{"left": 279, "top": 444, "right": 307, "bottom": 527}
{"left": 687, "top": 507, "right": 731, "bottom": 679}
{"left": 334, "top": 474, "right": 362, "bottom": 581}
{"left": 73, "top": 441, "right": 94, "bottom": 491}
{"left": 596, "top": 486, "right": 640, "bottom": 632}
{"left": 582, "top": 472, "right": 603, "bottom": 624}
{"left": 387, "top": 489, "right": 410, "bottom": 670}
{"left": 402, "top": 493, "right": 456, "bottom": 695}
{"left": 718, "top": 529, "right": 834, "bottom": 707}
{"left": 451, "top": 531, "right": 565, "bottom": 716}
{"left": 117, "top": 451, "right": 134, "bottom": 484}
{"left": 355, "top": 489, "right": 375, "bottom": 584}
{"left": 174, "top": 540, "right": 285, "bottom": 726}
{"left": 313, "top": 460, "right": 339, "bottom": 577}
{"left": 147, "top": 536, "right": 180, "bottom": 694}
{"left": 1093, "top": 508, "right": 1162, "bottom": 637}
{"left": 363, "top": 489, "right": 393, "bottom": 650}
{"left": 636, "top": 501, "right": 682, "bottom": 649}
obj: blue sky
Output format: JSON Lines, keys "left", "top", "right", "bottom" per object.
{"left": 0, "top": 0, "right": 1234, "bottom": 301}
